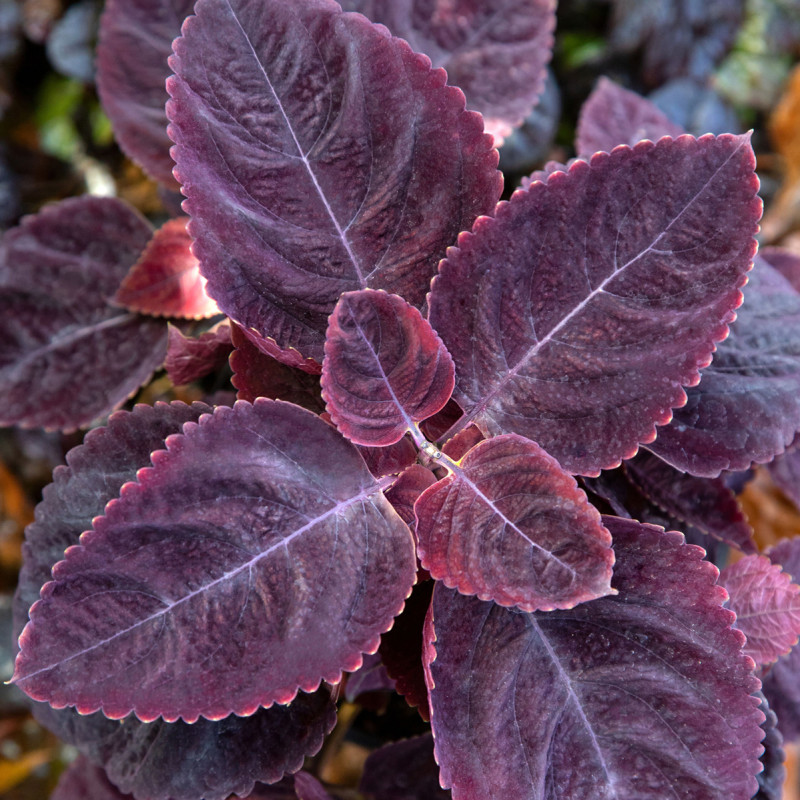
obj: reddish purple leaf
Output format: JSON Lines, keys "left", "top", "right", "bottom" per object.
{"left": 52, "top": 756, "right": 130, "bottom": 800}
{"left": 114, "top": 218, "right": 220, "bottom": 319}
{"left": 322, "top": 290, "right": 455, "bottom": 447}
{"left": 423, "top": 518, "right": 765, "bottom": 800}
{"left": 416, "top": 434, "right": 614, "bottom": 611}
{"left": 768, "top": 435, "right": 800, "bottom": 509}
{"left": 166, "top": 0, "right": 501, "bottom": 363}
{"left": 294, "top": 773, "right": 336, "bottom": 800}
{"left": 384, "top": 464, "right": 438, "bottom": 529}
{"left": 357, "top": 435, "right": 418, "bottom": 480}
{"left": 440, "top": 424, "right": 484, "bottom": 461}
{"left": 96, "top": 0, "right": 193, "bottom": 186}
{"left": 648, "top": 254, "right": 800, "bottom": 476}
{"left": 345, "top": 652, "right": 395, "bottom": 703}
{"left": 0, "top": 196, "right": 168, "bottom": 431}
{"left": 13, "top": 400, "right": 416, "bottom": 722}
{"left": 720, "top": 554, "right": 800, "bottom": 665}
{"left": 429, "top": 134, "right": 760, "bottom": 474}
{"left": 165, "top": 323, "right": 233, "bottom": 386}
{"left": 339, "top": 0, "right": 556, "bottom": 144}
{"left": 576, "top": 77, "right": 684, "bottom": 155}
{"left": 623, "top": 451, "right": 755, "bottom": 553}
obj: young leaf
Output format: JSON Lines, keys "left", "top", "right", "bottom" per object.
{"left": 13, "top": 400, "right": 417, "bottom": 722}
{"left": 720, "top": 554, "right": 800, "bottom": 665}
{"left": 576, "top": 77, "right": 684, "bottom": 155}
{"left": 648, "top": 255, "right": 800, "bottom": 476}
{"left": 96, "top": 0, "right": 193, "bottom": 186}
{"left": 415, "top": 434, "right": 614, "bottom": 611}
{"left": 424, "top": 518, "right": 765, "bottom": 800}
{"left": 166, "top": 0, "right": 501, "bottom": 363}
{"left": 322, "top": 290, "right": 455, "bottom": 446}
{"left": 338, "top": 0, "right": 556, "bottom": 144}
{"left": 0, "top": 197, "right": 169, "bottom": 431}
{"left": 165, "top": 323, "right": 232, "bottom": 386}
{"left": 113, "top": 218, "right": 220, "bottom": 319}
{"left": 429, "top": 134, "right": 760, "bottom": 474}
{"left": 384, "top": 463, "right": 437, "bottom": 529}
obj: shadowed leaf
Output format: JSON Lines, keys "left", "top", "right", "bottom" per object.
{"left": 165, "top": 323, "right": 232, "bottom": 386}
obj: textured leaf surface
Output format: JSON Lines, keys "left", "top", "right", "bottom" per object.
{"left": 339, "top": 0, "right": 556, "bottom": 143}
{"left": 356, "top": 435, "right": 418, "bottom": 480}
{"left": 720, "top": 554, "right": 800, "bottom": 665}
{"left": 416, "top": 434, "right": 614, "bottom": 611}
{"left": 767, "top": 436, "right": 800, "bottom": 509}
{"left": 429, "top": 134, "right": 760, "bottom": 475}
{"left": 165, "top": 323, "right": 232, "bottom": 386}
{"left": 13, "top": 400, "right": 416, "bottom": 722}
{"left": 648, "top": 255, "right": 800, "bottom": 476}
{"left": 623, "top": 451, "right": 755, "bottom": 553}
{"left": 424, "top": 517, "right": 765, "bottom": 800}
{"left": 166, "top": 0, "right": 500, "bottom": 363}
{"left": 114, "top": 218, "right": 220, "bottom": 319}
{"left": 323, "top": 290, "right": 455, "bottom": 446}
{"left": 0, "top": 197, "right": 168, "bottom": 430}
{"left": 384, "top": 464, "right": 437, "bottom": 529}
{"left": 96, "top": 0, "right": 193, "bottom": 186}
{"left": 755, "top": 692, "right": 787, "bottom": 800}
{"left": 576, "top": 77, "right": 684, "bottom": 155}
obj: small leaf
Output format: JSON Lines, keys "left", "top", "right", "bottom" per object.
{"left": 384, "top": 464, "right": 438, "bottom": 529}
{"left": 165, "top": 323, "right": 233, "bottom": 386}
{"left": 114, "top": 218, "right": 220, "bottom": 319}
{"left": 416, "top": 434, "right": 614, "bottom": 611}
{"left": 720, "top": 554, "right": 800, "bottom": 665}
{"left": 429, "top": 134, "right": 760, "bottom": 475}
{"left": 0, "top": 197, "right": 168, "bottom": 431}
{"left": 13, "top": 400, "right": 417, "bottom": 722}
{"left": 356, "top": 435, "right": 418, "bottom": 480}
{"left": 51, "top": 756, "right": 130, "bottom": 800}
{"left": 166, "top": 0, "right": 501, "bottom": 362}
{"left": 424, "top": 517, "right": 765, "bottom": 800}
{"left": 576, "top": 77, "right": 684, "bottom": 155}
{"left": 322, "top": 290, "right": 455, "bottom": 446}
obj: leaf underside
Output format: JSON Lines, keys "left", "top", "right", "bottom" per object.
{"left": 429, "top": 134, "right": 760, "bottom": 474}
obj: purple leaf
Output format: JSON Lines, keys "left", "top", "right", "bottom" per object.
{"left": 754, "top": 692, "right": 786, "bottom": 800}
{"left": 416, "top": 434, "right": 614, "bottom": 611}
{"left": 322, "top": 290, "right": 455, "bottom": 447}
{"left": 359, "top": 734, "right": 449, "bottom": 800}
{"left": 648, "top": 254, "right": 800, "bottom": 476}
{"left": 113, "top": 217, "right": 220, "bottom": 319}
{"left": 720, "top": 554, "right": 800, "bottom": 665}
{"left": 760, "top": 246, "right": 800, "bottom": 292}
{"left": 52, "top": 756, "right": 131, "bottom": 800}
{"left": 345, "top": 652, "right": 395, "bottom": 703}
{"left": 767, "top": 435, "right": 800, "bottom": 509}
{"left": 576, "top": 77, "right": 684, "bottom": 156}
{"left": 356, "top": 435, "right": 418, "bottom": 481}
{"left": 384, "top": 463, "right": 437, "bottom": 530}
{"left": 294, "top": 772, "right": 336, "bottom": 800}
{"left": 165, "top": 323, "right": 233, "bottom": 386}
{"left": 0, "top": 196, "right": 168, "bottom": 431}
{"left": 96, "top": 0, "right": 193, "bottom": 186}
{"left": 423, "top": 517, "right": 765, "bottom": 800}
{"left": 623, "top": 451, "right": 756, "bottom": 553}
{"left": 429, "top": 134, "right": 760, "bottom": 475}
{"left": 13, "top": 399, "right": 417, "bottom": 722}
{"left": 440, "top": 425, "right": 484, "bottom": 461}
{"left": 166, "top": 0, "right": 501, "bottom": 363}
{"left": 338, "top": 0, "right": 556, "bottom": 144}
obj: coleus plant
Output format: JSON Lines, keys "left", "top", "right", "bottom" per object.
{"left": 4, "top": 0, "right": 800, "bottom": 798}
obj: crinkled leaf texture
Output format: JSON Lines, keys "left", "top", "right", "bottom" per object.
{"left": 415, "top": 434, "right": 614, "bottom": 611}
{"left": 13, "top": 399, "right": 417, "bottom": 723}
{"left": 720, "top": 554, "right": 800, "bottom": 665}
{"left": 11, "top": 401, "right": 336, "bottom": 800}
{"left": 166, "top": 0, "right": 501, "bottom": 363}
{"left": 322, "top": 290, "right": 454, "bottom": 446}
{"left": 576, "top": 77, "right": 684, "bottom": 155}
{"left": 0, "top": 196, "right": 168, "bottom": 431}
{"left": 165, "top": 323, "right": 232, "bottom": 386}
{"left": 114, "top": 217, "right": 220, "bottom": 319}
{"left": 424, "top": 518, "right": 765, "bottom": 800}
{"left": 338, "top": 0, "right": 556, "bottom": 143}
{"left": 96, "top": 0, "right": 194, "bottom": 186}
{"left": 429, "top": 134, "right": 760, "bottom": 474}
{"left": 755, "top": 692, "right": 786, "bottom": 800}
{"left": 648, "top": 254, "right": 800, "bottom": 476}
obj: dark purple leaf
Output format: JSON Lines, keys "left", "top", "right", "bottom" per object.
{"left": 51, "top": 756, "right": 131, "bottom": 800}
{"left": 96, "top": 0, "right": 193, "bottom": 186}
{"left": 416, "top": 434, "right": 614, "bottom": 611}
{"left": 768, "top": 435, "right": 800, "bottom": 509}
{"left": 760, "top": 246, "right": 800, "bottom": 292}
{"left": 623, "top": 451, "right": 755, "bottom": 553}
{"left": 165, "top": 323, "right": 233, "bottom": 386}
{"left": 360, "top": 734, "right": 449, "bottom": 800}
{"left": 720, "top": 554, "right": 800, "bottom": 665}
{"left": 384, "top": 464, "right": 437, "bottom": 530}
{"left": 345, "top": 652, "right": 395, "bottom": 702}
{"left": 294, "top": 772, "right": 336, "bottom": 800}
{"left": 113, "top": 217, "right": 220, "bottom": 319}
{"left": 357, "top": 435, "right": 418, "bottom": 481}
{"left": 322, "top": 290, "right": 455, "bottom": 447}
{"left": 230, "top": 324, "right": 325, "bottom": 411}
{"left": 166, "top": 0, "right": 501, "bottom": 363}
{"left": 13, "top": 399, "right": 416, "bottom": 722}
{"left": 423, "top": 517, "right": 765, "bottom": 800}
{"left": 429, "top": 134, "right": 760, "bottom": 475}
{"left": 0, "top": 196, "right": 168, "bottom": 431}
{"left": 576, "top": 77, "right": 684, "bottom": 156}
{"left": 648, "top": 255, "right": 800, "bottom": 476}
{"left": 440, "top": 424, "right": 484, "bottom": 462}
{"left": 419, "top": 398, "right": 463, "bottom": 442}
{"left": 755, "top": 692, "right": 787, "bottom": 800}
{"left": 338, "top": 0, "right": 556, "bottom": 144}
